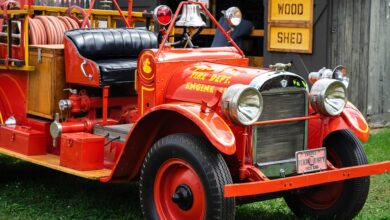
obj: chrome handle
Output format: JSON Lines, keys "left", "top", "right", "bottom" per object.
{"left": 80, "top": 60, "right": 93, "bottom": 81}
{"left": 63, "top": 88, "right": 77, "bottom": 94}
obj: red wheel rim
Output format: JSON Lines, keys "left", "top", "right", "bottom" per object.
{"left": 301, "top": 148, "right": 344, "bottom": 209}
{"left": 154, "top": 159, "right": 206, "bottom": 220}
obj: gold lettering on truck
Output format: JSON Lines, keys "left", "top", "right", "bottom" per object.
{"left": 185, "top": 82, "right": 215, "bottom": 93}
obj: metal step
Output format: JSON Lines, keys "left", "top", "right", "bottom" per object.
{"left": 93, "top": 124, "right": 133, "bottom": 143}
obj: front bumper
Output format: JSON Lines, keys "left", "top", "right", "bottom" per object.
{"left": 224, "top": 161, "right": 390, "bottom": 197}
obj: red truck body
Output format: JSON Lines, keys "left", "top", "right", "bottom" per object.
{"left": 0, "top": 1, "right": 388, "bottom": 219}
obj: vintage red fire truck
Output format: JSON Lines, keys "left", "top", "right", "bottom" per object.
{"left": 0, "top": 0, "right": 389, "bottom": 219}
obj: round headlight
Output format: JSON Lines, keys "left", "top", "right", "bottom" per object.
{"left": 310, "top": 79, "right": 347, "bottom": 116}
{"left": 222, "top": 84, "right": 263, "bottom": 125}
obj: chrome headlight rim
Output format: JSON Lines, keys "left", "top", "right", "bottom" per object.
{"left": 308, "top": 66, "right": 350, "bottom": 88}
{"left": 222, "top": 84, "right": 263, "bottom": 125}
{"left": 310, "top": 79, "right": 347, "bottom": 116}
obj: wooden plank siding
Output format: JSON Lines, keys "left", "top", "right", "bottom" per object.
{"left": 367, "top": 0, "right": 390, "bottom": 127}
{"left": 329, "top": 0, "right": 390, "bottom": 127}
{"left": 262, "top": 0, "right": 390, "bottom": 126}
{"left": 329, "top": 0, "right": 370, "bottom": 116}
{"left": 384, "top": 0, "right": 390, "bottom": 117}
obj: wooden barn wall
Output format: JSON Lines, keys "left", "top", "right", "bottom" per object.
{"left": 329, "top": 0, "right": 390, "bottom": 127}
{"left": 328, "top": 0, "right": 371, "bottom": 116}
{"left": 367, "top": 0, "right": 390, "bottom": 127}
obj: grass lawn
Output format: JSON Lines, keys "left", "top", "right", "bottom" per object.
{"left": 0, "top": 129, "right": 389, "bottom": 219}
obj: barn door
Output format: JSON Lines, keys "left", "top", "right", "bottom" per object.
{"left": 263, "top": 0, "right": 330, "bottom": 80}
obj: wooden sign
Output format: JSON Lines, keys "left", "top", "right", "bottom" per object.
{"left": 268, "top": 0, "right": 313, "bottom": 23}
{"left": 267, "top": 0, "right": 313, "bottom": 54}
{"left": 268, "top": 26, "right": 312, "bottom": 53}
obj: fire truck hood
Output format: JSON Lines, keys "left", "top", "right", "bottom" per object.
{"left": 164, "top": 62, "right": 307, "bottom": 104}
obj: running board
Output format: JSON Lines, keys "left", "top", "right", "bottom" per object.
{"left": 224, "top": 161, "right": 390, "bottom": 197}
{"left": 94, "top": 124, "right": 133, "bottom": 143}
{"left": 0, "top": 147, "right": 112, "bottom": 180}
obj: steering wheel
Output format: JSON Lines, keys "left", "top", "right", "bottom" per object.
{"left": 64, "top": 5, "right": 91, "bottom": 28}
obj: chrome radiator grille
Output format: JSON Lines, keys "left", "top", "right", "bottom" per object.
{"left": 254, "top": 91, "right": 307, "bottom": 164}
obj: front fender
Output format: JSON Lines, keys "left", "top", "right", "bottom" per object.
{"left": 154, "top": 103, "right": 236, "bottom": 155}
{"left": 327, "top": 102, "right": 369, "bottom": 142}
{"left": 103, "top": 102, "right": 236, "bottom": 182}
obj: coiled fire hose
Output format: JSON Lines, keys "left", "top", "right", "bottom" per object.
{"left": 28, "top": 6, "right": 90, "bottom": 45}
{"left": 28, "top": 16, "right": 80, "bottom": 44}
{"left": 64, "top": 5, "right": 91, "bottom": 28}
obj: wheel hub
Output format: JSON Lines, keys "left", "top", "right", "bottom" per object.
{"left": 171, "top": 184, "right": 193, "bottom": 210}
{"left": 153, "top": 158, "right": 206, "bottom": 219}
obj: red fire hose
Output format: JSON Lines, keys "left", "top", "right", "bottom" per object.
{"left": 64, "top": 5, "right": 91, "bottom": 28}
{"left": 28, "top": 16, "right": 81, "bottom": 44}
{"left": 27, "top": 6, "right": 90, "bottom": 45}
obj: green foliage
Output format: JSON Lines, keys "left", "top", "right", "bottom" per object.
{"left": 356, "top": 129, "right": 390, "bottom": 219}
{"left": 0, "top": 129, "right": 389, "bottom": 219}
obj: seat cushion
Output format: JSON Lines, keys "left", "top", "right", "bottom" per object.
{"left": 65, "top": 28, "right": 157, "bottom": 86}
{"left": 95, "top": 58, "right": 137, "bottom": 86}
{"left": 65, "top": 28, "right": 158, "bottom": 60}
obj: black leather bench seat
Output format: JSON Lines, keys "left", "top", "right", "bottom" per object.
{"left": 96, "top": 58, "right": 137, "bottom": 85}
{"left": 65, "top": 28, "right": 158, "bottom": 86}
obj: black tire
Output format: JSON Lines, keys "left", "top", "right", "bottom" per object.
{"left": 285, "top": 130, "right": 370, "bottom": 220}
{"left": 139, "top": 134, "right": 235, "bottom": 220}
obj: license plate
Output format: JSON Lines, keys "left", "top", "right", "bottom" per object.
{"left": 296, "top": 148, "right": 327, "bottom": 174}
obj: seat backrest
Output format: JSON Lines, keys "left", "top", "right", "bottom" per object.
{"left": 65, "top": 28, "right": 158, "bottom": 60}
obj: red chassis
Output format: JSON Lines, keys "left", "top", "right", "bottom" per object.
{"left": 0, "top": 1, "right": 389, "bottom": 219}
